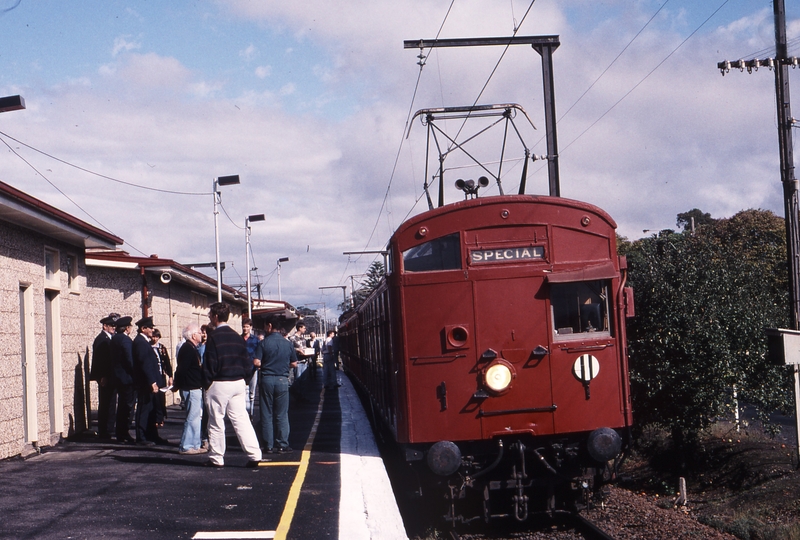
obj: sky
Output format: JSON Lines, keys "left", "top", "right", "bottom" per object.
{"left": 0, "top": 0, "right": 798, "bottom": 320}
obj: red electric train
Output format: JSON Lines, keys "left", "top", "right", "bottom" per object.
{"left": 339, "top": 192, "right": 635, "bottom": 525}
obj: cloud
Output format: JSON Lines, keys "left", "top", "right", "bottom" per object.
{"left": 255, "top": 65, "right": 272, "bottom": 79}
{"left": 239, "top": 44, "right": 257, "bottom": 61}
{"left": 2, "top": 1, "right": 796, "bottom": 313}
{"left": 114, "top": 53, "right": 194, "bottom": 92}
{"left": 112, "top": 36, "right": 142, "bottom": 57}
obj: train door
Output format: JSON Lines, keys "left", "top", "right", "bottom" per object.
{"left": 473, "top": 276, "right": 555, "bottom": 438}
{"left": 403, "top": 279, "right": 482, "bottom": 442}
{"left": 546, "top": 277, "right": 626, "bottom": 433}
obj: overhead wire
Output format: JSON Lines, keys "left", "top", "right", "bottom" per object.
{"left": 218, "top": 201, "right": 245, "bottom": 230}
{"left": 557, "top": 0, "right": 731, "bottom": 156}
{"left": 345, "top": 0, "right": 539, "bottom": 292}
{"left": 341, "top": 0, "right": 457, "bottom": 286}
{"left": 555, "top": 0, "right": 671, "bottom": 125}
{"left": 0, "top": 134, "right": 148, "bottom": 256}
{"left": 445, "top": 0, "right": 538, "bottom": 150}
{"left": 0, "top": 130, "right": 210, "bottom": 196}
{"left": 245, "top": 237, "right": 266, "bottom": 301}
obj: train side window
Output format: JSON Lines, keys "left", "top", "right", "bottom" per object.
{"left": 402, "top": 233, "right": 461, "bottom": 273}
{"left": 550, "top": 280, "right": 610, "bottom": 338}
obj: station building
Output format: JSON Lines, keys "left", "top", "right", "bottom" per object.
{"left": 0, "top": 180, "right": 253, "bottom": 460}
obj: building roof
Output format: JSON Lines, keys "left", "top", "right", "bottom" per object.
{"left": 86, "top": 250, "right": 248, "bottom": 306}
{"left": 0, "top": 180, "right": 122, "bottom": 249}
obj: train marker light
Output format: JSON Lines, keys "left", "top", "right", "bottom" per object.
{"left": 484, "top": 360, "right": 514, "bottom": 394}
{"left": 572, "top": 354, "right": 600, "bottom": 382}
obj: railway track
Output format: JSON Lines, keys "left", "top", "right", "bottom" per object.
{"left": 568, "top": 513, "right": 617, "bottom": 540}
{"left": 428, "top": 512, "right": 616, "bottom": 540}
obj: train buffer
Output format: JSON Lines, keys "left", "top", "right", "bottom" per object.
{"left": 0, "top": 366, "right": 407, "bottom": 539}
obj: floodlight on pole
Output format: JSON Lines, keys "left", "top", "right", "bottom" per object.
{"left": 0, "top": 95, "right": 25, "bottom": 113}
{"left": 245, "top": 213, "right": 266, "bottom": 320}
{"left": 277, "top": 257, "right": 289, "bottom": 301}
{"left": 213, "top": 175, "right": 240, "bottom": 302}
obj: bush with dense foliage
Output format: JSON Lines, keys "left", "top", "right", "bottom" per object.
{"left": 620, "top": 209, "right": 793, "bottom": 447}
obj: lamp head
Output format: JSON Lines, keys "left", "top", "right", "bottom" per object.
{"left": 216, "top": 175, "right": 240, "bottom": 187}
{"left": 0, "top": 95, "right": 25, "bottom": 113}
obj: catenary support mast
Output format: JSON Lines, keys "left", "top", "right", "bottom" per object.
{"left": 404, "top": 36, "right": 561, "bottom": 196}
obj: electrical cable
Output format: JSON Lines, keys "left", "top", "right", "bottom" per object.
{"left": 0, "top": 135, "right": 147, "bottom": 256}
{"left": 218, "top": 201, "right": 245, "bottom": 230}
{"left": 558, "top": 0, "right": 731, "bottom": 156}
{"left": 443, "top": 0, "right": 538, "bottom": 153}
{"left": 556, "top": 0, "right": 671, "bottom": 125}
{"left": 342, "top": 0, "right": 457, "bottom": 286}
{"left": 0, "top": 130, "right": 210, "bottom": 196}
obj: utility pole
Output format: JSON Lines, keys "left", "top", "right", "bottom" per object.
{"left": 343, "top": 250, "right": 389, "bottom": 275}
{"left": 719, "top": 0, "right": 800, "bottom": 465}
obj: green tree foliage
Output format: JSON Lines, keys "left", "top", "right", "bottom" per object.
{"left": 339, "top": 261, "right": 386, "bottom": 312}
{"left": 625, "top": 209, "right": 792, "bottom": 446}
{"left": 676, "top": 208, "right": 715, "bottom": 232}
{"left": 296, "top": 306, "right": 321, "bottom": 333}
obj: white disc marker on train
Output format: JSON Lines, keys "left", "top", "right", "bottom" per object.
{"left": 572, "top": 354, "right": 600, "bottom": 382}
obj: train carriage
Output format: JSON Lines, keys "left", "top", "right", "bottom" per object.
{"left": 339, "top": 193, "right": 634, "bottom": 524}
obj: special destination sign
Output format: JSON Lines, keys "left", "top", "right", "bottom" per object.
{"left": 470, "top": 245, "right": 545, "bottom": 264}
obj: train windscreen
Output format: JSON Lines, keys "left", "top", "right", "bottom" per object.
{"left": 402, "top": 232, "right": 461, "bottom": 272}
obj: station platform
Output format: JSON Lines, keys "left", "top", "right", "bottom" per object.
{"left": 0, "top": 365, "right": 408, "bottom": 540}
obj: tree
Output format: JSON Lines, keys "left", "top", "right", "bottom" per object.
{"left": 676, "top": 208, "right": 715, "bottom": 232}
{"left": 342, "top": 261, "right": 386, "bottom": 312}
{"left": 296, "top": 306, "right": 321, "bottom": 334}
{"left": 624, "top": 209, "right": 792, "bottom": 449}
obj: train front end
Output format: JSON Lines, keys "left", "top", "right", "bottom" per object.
{"left": 391, "top": 194, "right": 634, "bottom": 524}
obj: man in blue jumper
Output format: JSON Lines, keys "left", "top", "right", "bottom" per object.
{"left": 254, "top": 316, "right": 298, "bottom": 454}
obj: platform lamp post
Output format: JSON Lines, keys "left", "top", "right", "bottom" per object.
{"left": 277, "top": 257, "right": 289, "bottom": 301}
{"left": 213, "top": 175, "right": 240, "bottom": 302}
{"left": 245, "top": 214, "right": 265, "bottom": 320}
{"left": 0, "top": 95, "right": 25, "bottom": 114}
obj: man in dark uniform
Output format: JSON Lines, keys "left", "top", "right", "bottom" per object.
{"left": 89, "top": 313, "right": 119, "bottom": 439}
{"left": 110, "top": 316, "right": 135, "bottom": 443}
{"left": 132, "top": 316, "right": 164, "bottom": 446}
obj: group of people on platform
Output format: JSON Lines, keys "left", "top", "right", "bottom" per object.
{"left": 89, "top": 313, "right": 173, "bottom": 447}
{"left": 89, "top": 302, "right": 340, "bottom": 467}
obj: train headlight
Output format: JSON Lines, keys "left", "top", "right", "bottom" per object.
{"left": 483, "top": 360, "right": 515, "bottom": 395}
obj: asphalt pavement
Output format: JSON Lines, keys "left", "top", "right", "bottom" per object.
{"left": 0, "top": 364, "right": 407, "bottom": 540}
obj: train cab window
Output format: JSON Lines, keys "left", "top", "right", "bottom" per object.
{"left": 402, "top": 233, "right": 461, "bottom": 273}
{"left": 550, "top": 280, "right": 610, "bottom": 339}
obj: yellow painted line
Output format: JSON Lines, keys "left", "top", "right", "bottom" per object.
{"left": 252, "top": 461, "right": 302, "bottom": 467}
{"left": 193, "top": 531, "right": 274, "bottom": 539}
{"left": 273, "top": 388, "right": 326, "bottom": 540}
